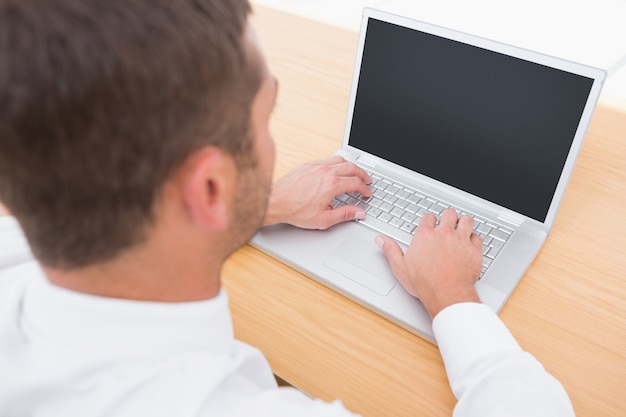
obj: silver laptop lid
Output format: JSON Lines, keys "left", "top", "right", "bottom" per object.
{"left": 342, "top": 8, "right": 606, "bottom": 230}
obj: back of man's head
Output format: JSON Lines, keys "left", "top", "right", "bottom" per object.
{"left": 0, "top": 0, "right": 261, "bottom": 269}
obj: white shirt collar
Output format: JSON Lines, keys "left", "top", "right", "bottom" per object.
{"left": 20, "top": 263, "right": 233, "bottom": 356}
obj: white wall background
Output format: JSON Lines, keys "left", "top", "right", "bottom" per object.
{"left": 252, "top": 0, "right": 626, "bottom": 101}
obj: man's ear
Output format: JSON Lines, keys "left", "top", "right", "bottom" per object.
{"left": 180, "top": 147, "right": 234, "bottom": 232}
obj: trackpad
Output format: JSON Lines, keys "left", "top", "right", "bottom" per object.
{"left": 324, "top": 236, "right": 396, "bottom": 296}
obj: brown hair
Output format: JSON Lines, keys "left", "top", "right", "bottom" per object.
{"left": 0, "top": 0, "right": 261, "bottom": 268}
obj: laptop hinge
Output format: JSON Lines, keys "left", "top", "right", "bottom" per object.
{"left": 356, "top": 155, "right": 378, "bottom": 170}
{"left": 497, "top": 212, "right": 523, "bottom": 228}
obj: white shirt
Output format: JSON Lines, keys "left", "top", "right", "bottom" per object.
{"left": 0, "top": 216, "right": 574, "bottom": 416}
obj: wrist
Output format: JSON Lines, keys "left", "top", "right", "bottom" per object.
{"left": 262, "top": 198, "right": 279, "bottom": 227}
{"left": 262, "top": 189, "right": 289, "bottom": 227}
{"left": 422, "top": 286, "right": 481, "bottom": 320}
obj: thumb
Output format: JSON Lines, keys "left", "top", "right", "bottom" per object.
{"left": 375, "top": 235, "right": 404, "bottom": 266}
{"left": 322, "top": 205, "right": 366, "bottom": 229}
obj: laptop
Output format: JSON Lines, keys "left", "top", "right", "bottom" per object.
{"left": 251, "top": 8, "right": 606, "bottom": 342}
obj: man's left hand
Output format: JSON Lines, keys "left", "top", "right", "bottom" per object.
{"left": 263, "top": 156, "right": 372, "bottom": 230}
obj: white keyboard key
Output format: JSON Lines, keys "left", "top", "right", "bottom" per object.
{"left": 389, "top": 216, "right": 405, "bottom": 228}
{"left": 400, "top": 221, "right": 416, "bottom": 234}
{"left": 378, "top": 212, "right": 393, "bottom": 222}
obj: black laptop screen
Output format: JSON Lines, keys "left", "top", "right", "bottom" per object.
{"left": 348, "top": 18, "right": 595, "bottom": 222}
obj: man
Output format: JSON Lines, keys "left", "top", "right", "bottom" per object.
{"left": 0, "top": 0, "right": 574, "bottom": 416}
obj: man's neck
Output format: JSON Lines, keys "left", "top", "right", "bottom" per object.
{"left": 43, "top": 224, "right": 222, "bottom": 303}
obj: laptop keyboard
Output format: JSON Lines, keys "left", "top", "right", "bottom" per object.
{"left": 332, "top": 171, "right": 512, "bottom": 278}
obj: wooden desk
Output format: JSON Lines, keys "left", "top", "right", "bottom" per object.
{"left": 1, "top": 5, "right": 624, "bottom": 417}
{"left": 222, "top": 5, "right": 626, "bottom": 417}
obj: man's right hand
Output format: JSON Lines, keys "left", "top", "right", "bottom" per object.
{"left": 375, "top": 208, "right": 483, "bottom": 319}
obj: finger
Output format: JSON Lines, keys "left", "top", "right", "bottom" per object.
{"left": 470, "top": 232, "right": 483, "bottom": 249}
{"left": 317, "top": 157, "right": 372, "bottom": 189}
{"left": 336, "top": 161, "right": 372, "bottom": 185}
{"left": 375, "top": 235, "right": 404, "bottom": 266}
{"left": 418, "top": 212, "right": 437, "bottom": 230}
{"left": 325, "top": 159, "right": 372, "bottom": 185}
{"left": 319, "top": 205, "right": 366, "bottom": 229}
{"left": 456, "top": 215, "right": 475, "bottom": 235}
{"left": 438, "top": 208, "right": 458, "bottom": 228}
{"left": 331, "top": 176, "right": 372, "bottom": 198}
